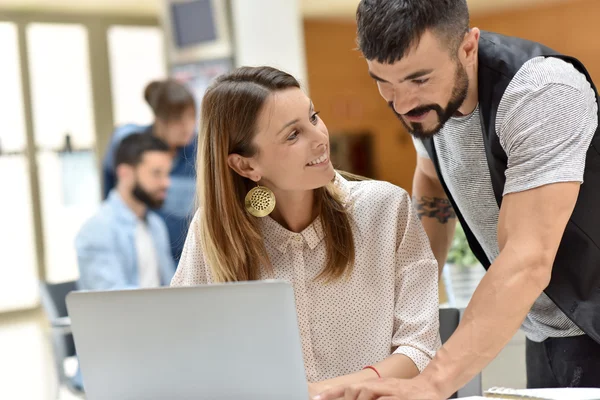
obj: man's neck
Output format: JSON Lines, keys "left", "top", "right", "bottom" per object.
{"left": 269, "top": 189, "right": 317, "bottom": 233}
{"left": 117, "top": 187, "right": 147, "bottom": 220}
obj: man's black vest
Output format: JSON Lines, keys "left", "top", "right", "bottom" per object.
{"left": 422, "top": 31, "right": 600, "bottom": 343}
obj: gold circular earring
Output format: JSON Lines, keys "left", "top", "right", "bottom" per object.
{"left": 245, "top": 184, "right": 276, "bottom": 217}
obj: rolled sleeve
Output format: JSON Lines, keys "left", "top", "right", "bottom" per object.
{"left": 393, "top": 345, "right": 434, "bottom": 373}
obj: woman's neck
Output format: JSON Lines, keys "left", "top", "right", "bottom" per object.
{"left": 269, "top": 189, "right": 317, "bottom": 233}
{"left": 152, "top": 123, "right": 178, "bottom": 156}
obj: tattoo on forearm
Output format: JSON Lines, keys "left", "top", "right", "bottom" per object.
{"left": 412, "top": 196, "right": 456, "bottom": 223}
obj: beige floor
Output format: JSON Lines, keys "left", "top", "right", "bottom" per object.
{"left": 0, "top": 308, "right": 82, "bottom": 400}
{"left": 0, "top": 308, "right": 526, "bottom": 399}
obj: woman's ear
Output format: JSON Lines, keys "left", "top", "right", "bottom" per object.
{"left": 227, "top": 154, "right": 260, "bottom": 182}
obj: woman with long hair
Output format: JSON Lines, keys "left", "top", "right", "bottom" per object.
{"left": 172, "top": 66, "right": 440, "bottom": 396}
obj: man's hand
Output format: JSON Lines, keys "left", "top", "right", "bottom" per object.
{"left": 309, "top": 382, "right": 331, "bottom": 399}
{"left": 313, "top": 376, "right": 441, "bottom": 400}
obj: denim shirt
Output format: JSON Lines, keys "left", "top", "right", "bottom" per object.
{"left": 75, "top": 190, "right": 176, "bottom": 291}
{"left": 101, "top": 124, "right": 197, "bottom": 263}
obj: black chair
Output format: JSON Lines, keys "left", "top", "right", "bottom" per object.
{"left": 39, "top": 280, "right": 84, "bottom": 398}
{"left": 439, "top": 307, "right": 483, "bottom": 398}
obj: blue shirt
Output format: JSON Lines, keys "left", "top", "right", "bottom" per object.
{"left": 75, "top": 190, "right": 176, "bottom": 290}
{"left": 102, "top": 124, "right": 197, "bottom": 263}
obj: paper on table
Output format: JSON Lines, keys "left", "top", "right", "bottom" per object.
{"left": 482, "top": 387, "right": 600, "bottom": 400}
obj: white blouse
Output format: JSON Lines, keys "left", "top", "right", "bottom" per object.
{"left": 172, "top": 174, "right": 441, "bottom": 382}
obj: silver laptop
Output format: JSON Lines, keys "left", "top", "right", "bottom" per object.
{"left": 66, "top": 280, "right": 309, "bottom": 400}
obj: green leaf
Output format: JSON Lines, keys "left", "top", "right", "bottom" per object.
{"left": 447, "top": 223, "right": 478, "bottom": 267}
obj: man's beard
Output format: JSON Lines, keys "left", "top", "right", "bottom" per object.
{"left": 389, "top": 63, "right": 469, "bottom": 140}
{"left": 132, "top": 182, "right": 165, "bottom": 210}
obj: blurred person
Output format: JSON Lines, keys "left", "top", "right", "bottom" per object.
{"left": 171, "top": 66, "right": 441, "bottom": 397}
{"left": 316, "top": 1, "right": 600, "bottom": 399}
{"left": 77, "top": 133, "right": 176, "bottom": 291}
{"left": 102, "top": 79, "right": 197, "bottom": 264}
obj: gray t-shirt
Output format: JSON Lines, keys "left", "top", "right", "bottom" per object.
{"left": 414, "top": 57, "right": 598, "bottom": 342}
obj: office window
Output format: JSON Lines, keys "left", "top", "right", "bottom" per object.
{"left": 0, "top": 22, "right": 39, "bottom": 311}
{"left": 108, "top": 25, "right": 167, "bottom": 126}
{"left": 27, "top": 23, "right": 99, "bottom": 283}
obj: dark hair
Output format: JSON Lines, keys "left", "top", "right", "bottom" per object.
{"left": 356, "top": 0, "right": 470, "bottom": 64}
{"left": 144, "top": 79, "right": 196, "bottom": 121}
{"left": 114, "top": 133, "right": 170, "bottom": 170}
{"left": 198, "top": 66, "right": 355, "bottom": 283}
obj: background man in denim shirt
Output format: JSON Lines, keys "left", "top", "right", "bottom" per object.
{"left": 77, "top": 133, "right": 176, "bottom": 291}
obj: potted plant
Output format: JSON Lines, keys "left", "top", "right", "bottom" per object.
{"left": 447, "top": 223, "right": 479, "bottom": 270}
{"left": 444, "top": 223, "right": 485, "bottom": 307}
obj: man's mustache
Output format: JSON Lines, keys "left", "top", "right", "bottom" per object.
{"left": 387, "top": 101, "right": 443, "bottom": 119}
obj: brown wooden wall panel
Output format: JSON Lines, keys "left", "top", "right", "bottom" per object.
{"left": 303, "top": 19, "right": 417, "bottom": 191}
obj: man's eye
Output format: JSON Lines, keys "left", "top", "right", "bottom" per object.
{"left": 310, "top": 111, "right": 320, "bottom": 124}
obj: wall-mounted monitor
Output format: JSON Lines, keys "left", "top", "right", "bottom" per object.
{"left": 161, "top": 0, "right": 233, "bottom": 65}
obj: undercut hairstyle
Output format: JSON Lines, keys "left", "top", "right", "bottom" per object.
{"left": 356, "top": 0, "right": 470, "bottom": 63}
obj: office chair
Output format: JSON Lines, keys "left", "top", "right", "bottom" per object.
{"left": 39, "top": 280, "right": 84, "bottom": 399}
{"left": 439, "top": 307, "right": 483, "bottom": 398}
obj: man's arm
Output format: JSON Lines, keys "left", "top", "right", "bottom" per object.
{"left": 412, "top": 155, "right": 457, "bottom": 277}
{"left": 419, "top": 181, "right": 579, "bottom": 397}
{"left": 315, "top": 181, "right": 579, "bottom": 400}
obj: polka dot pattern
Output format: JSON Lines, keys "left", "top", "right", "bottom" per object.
{"left": 172, "top": 174, "right": 441, "bottom": 382}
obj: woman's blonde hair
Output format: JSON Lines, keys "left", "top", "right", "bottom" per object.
{"left": 198, "top": 66, "right": 354, "bottom": 283}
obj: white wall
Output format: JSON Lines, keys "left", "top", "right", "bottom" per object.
{"left": 229, "top": 0, "right": 308, "bottom": 88}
